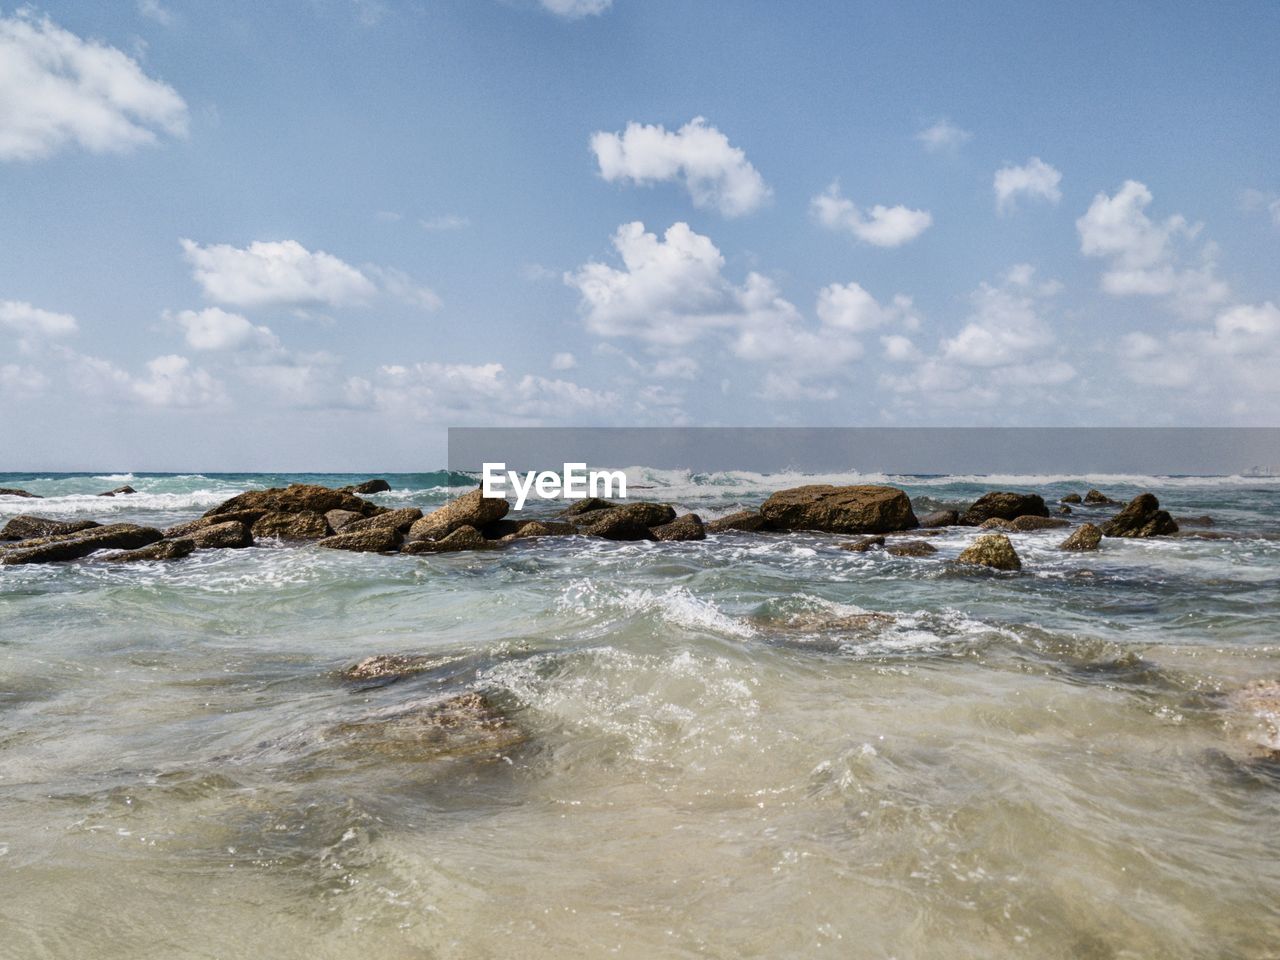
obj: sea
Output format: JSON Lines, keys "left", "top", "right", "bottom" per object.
{"left": 2, "top": 470, "right": 1279, "bottom": 959}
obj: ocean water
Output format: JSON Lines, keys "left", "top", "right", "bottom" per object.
{"left": 2, "top": 470, "right": 1280, "bottom": 959}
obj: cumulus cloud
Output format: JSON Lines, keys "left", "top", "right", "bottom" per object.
{"left": 916, "top": 119, "right": 971, "bottom": 152}
{"left": 1077, "top": 180, "right": 1229, "bottom": 317}
{"left": 169, "top": 307, "right": 281, "bottom": 352}
{"left": 0, "top": 11, "right": 188, "bottom": 161}
{"left": 0, "top": 363, "right": 49, "bottom": 398}
{"left": 180, "top": 239, "right": 378, "bottom": 310}
{"left": 993, "top": 157, "right": 1062, "bottom": 213}
{"left": 540, "top": 0, "right": 612, "bottom": 18}
{"left": 0, "top": 300, "right": 78, "bottom": 342}
{"left": 591, "top": 117, "right": 771, "bottom": 218}
{"left": 550, "top": 352, "right": 577, "bottom": 370}
{"left": 136, "top": 0, "right": 174, "bottom": 25}
{"left": 71, "top": 351, "right": 225, "bottom": 408}
{"left": 810, "top": 182, "right": 932, "bottom": 247}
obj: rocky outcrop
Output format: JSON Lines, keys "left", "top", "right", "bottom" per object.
{"left": 164, "top": 510, "right": 265, "bottom": 538}
{"left": 102, "top": 538, "right": 195, "bottom": 562}
{"left": 1060, "top": 523, "right": 1103, "bottom": 551}
{"left": 189, "top": 521, "right": 253, "bottom": 549}
{"left": 324, "top": 509, "right": 362, "bottom": 532}
{"left": 0, "top": 488, "right": 41, "bottom": 498}
{"left": 956, "top": 533, "right": 1022, "bottom": 571}
{"left": 705, "top": 510, "right": 768, "bottom": 533}
{"left": 1101, "top": 493, "right": 1178, "bottom": 538}
{"left": 1, "top": 515, "right": 100, "bottom": 541}
{"left": 96, "top": 485, "right": 137, "bottom": 497}
{"left": 1061, "top": 493, "right": 1083, "bottom": 504}
{"left": 1084, "top": 489, "right": 1118, "bottom": 505}
{"left": 318, "top": 525, "right": 403, "bottom": 553}
{"left": 886, "top": 540, "right": 937, "bottom": 557}
{"left": 349, "top": 478, "right": 391, "bottom": 494}
{"left": 204, "top": 483, "right": 381, "bottom": 520}
{"left": 408, "top": 488, "right": 509, "bottom": 542}
{"left": 1, "top": 523, "right": 164, "bottom": 565}
{"left": 652, "top": 514, "right": 706, "bottom": 542}
{"left": 574, "top": 502, "right": 677, "bottom": 540}
{"left": 960, "top": 492, "right": 1049, "bottom": 525}
{"left": 918, "top": 509, "right": 959, "bottom": 528}
{"left": 841, "top": 535, "right": 885, "bottom": 552}
{"left": 759, "top": 485, "right": 917, "bottom": 534}
{"left": 1009, "top": 515, "right": 1071, "bottom": 532}
{"left": 251, "top": 510, "right": 331, "bottom": 540}
{"left": 339, "top": 507, "right": 423, "bottom": 536}
{"left": 402, "top": 525, "right": 492, "bottom": 553}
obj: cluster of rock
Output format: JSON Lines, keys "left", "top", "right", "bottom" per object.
{"left": 0, "top": 484, "right": 137, "bottom": 498}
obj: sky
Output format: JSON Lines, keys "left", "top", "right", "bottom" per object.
{"left": 1, "top": 0, "right": 1279, "bottom": 470}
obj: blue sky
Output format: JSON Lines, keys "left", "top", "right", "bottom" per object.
{"left": 2, "top": 0, "right": 1278, "bottom": 469}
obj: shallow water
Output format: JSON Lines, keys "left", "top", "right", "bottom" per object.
{"left": 2, "top": 471, "right": 1280, "bottom": 959}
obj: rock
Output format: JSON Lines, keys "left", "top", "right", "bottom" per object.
{"left": 324, "top": 509, "right": 363, "bottom": 532}
{"left": 340, "top": 653, "right": 436, "bottom": 683}
{"left": 1225, "top": 680, "right": 1280, "bottom": 762}
{"left": 760, "top": 485, "right": 917, "bottom": 534}
{"left": 1084, "top": 489, "right": 1118, "bottom": 505}
{"left": 189, "top": 521, "right": 253, "bottom": 549}
{"left": 918, "top": 509, "right": 959, "bottom": 528}
{"left": 163, "top": 510, "right": 266, "bottom": 538}
{"left": 886, "top": 540, "right": 938, "bottom": 557}
{"left": 652, "top": 514, "right": 706, "bottom": 542}
{"left": 956, "top": 533, "right": 1022, "bottom": 572}
{"left": 408, "top": 488, "right": 509, "bottom": 541}
{"left": 0, "top": 488, "right": 41, "bottom": 498}
{"left": 841, "top": 535, "right": 885, "bottom": 552}
{"left": 101, "top": 538, "right": 195, "bottom": 562}
{"left": 705, "top": 510, "right": 768, "bottom": 533}
{"left": 1058, "top": 505, "right": 1072, "bottom": 515}
{"left": 1, "top": 523, "right": 164, "bottom": 565}
{"left": 339, "top": 507, "right": 423, "bottom": 535}
{"left": 251, "top": 510, "right": 331, "bottom": 540}
{"left": 96, "top": 485, "right": 137, "bottom": 497}
{"left": 557, "top": 497, "right": 616, "bottom": 517}
{"left": 1, "top": 515, "right": 100, "bottom": 541}
{"left": 350, "top": 478, "right": 391, "bottom": 494}
{"left": 576, "top": 502, "right": 677, "bottom": 540}
{"left": 325, "top": 691, "right": 526, "bottom": 761}
{"left": 488, "top": 518, "right": 576, "bottom": 541}
{"left": 1009, "top": 515, "right": 1071, "bottom": 532}
{"left": 979, "top": 517, "right": 1014, "bottom": 530}
{"left": 1175, "top": 515, "right": 1215, "bottom": 528}
{"left": 204, "top": 483, "right": 381, "bottom": 520}
{"left": 402, "top": 525, "right": 493, "bottom": 554}
{"left": 1060, "top": 523, "right": 1103, "bottom": 551}
{"left": 1101, "top": 493, "right": 1179, "bottom": 538}
{"left": 1061, "top": 493, "right": 1083, "bottom": 504}
{"left": 960, "top": 492, "right": 1049, "bottom": 525}
{"left": 318, "top": 525, "right": 403, "bottom": 553}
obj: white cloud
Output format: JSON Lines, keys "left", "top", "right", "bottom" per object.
{"left": 169, "top": 307, "right": 281, "bottom": 352}
{"left": 420, "top": 214, "right": 469, "bottom": 231}
{"left": 364, "top": 265, "right": 442, "bottom": 311}
{"left": 940, "top": 276, "right": 1057, "bottom": 367}
{"left": 0, "top": 11, "right": 188, "bottom": 161}
{"left": 0, "top": 363, "right": 48, "bottom": 398}
{"left": 540, "top": 0, "right": 613, "bottom": 18}
{"left": 916, "top": 119, "right": 971, "bottom": 152}
{"left": 1077, "top": 180, "right": 1229, "bottom": 317}
{"left": 550, "top": 351, "right": 577, "bottom": 370}
{"left": 993, "top": 157, "right": 1062, "bottom": 213}
{"left": 816, "top": 282, "right": 918, "bottom": 333}
{"left": 71, "top": 351, "right": 225, "bottom": 408}
{"left": 136, "top": 0, "right": 174, "bottom": 26}
{"left": 180, "top": 239, "right": 378, "bottom": 309}
{"left": 591, "top": 117, "right": 770, "bottom": 218}
{"left": 810, "top": 182, "right": 932, "bottom": 247}
{"left": 0, "top": 300, "right": 78, "bottom": 341}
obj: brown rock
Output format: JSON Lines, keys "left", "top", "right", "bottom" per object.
{"left": 979, "top": 517, "right": 1014, "bottom": 531}
{"left": 1058, "top": 505, "right": 1073, "bottom": 515}
{"left": 1061, "top": 493, "right": 1083, "bottom": 504}
{"left": 705, "top": 509, "right": 768, "bottom": 533}
{"left": 204, "top": 483, "right": 381, "bottom": 520}
{"left": 956, "top": 533, "right": 1022, "bottom": 571}
{"left": 1084, "top": 489, "right": 1118, "bottom": 505}
{"left": 492, "top": 519, "right": 576, "bottom": 541}
{"left": 340, "top": 653, "right": 436, "bottom": 683}
{"left": 325, "top": 691, "right": 526, "bottom": 761}
{"left": 652, "top": 514, "right": 706, "bottom": 541}
{"left": 164, "top": 510, "right": 266, "bottom": 538}
{"left": 324, "top": 509, "right": 363, "bottom": 532}
{"left": 339, "top": 507, "right": 423, "bottom": 535}
{"left": 1, "top": 515, "right": 100, "bottom": 541}
{"left": 960, "top": 492, "right": 1049, "bottom": 525}
{"left": 576, "top": 502, "right": 677, "bottom": 540}
{"left": 318, "top": 525, "right": 403, "bottom": 553}
{"left": 102, "top": 538, "right": 195, "bottom": 562}
{"left": 1101, "top": 493, "right": 1179, "bottom": 538}
{"left": 1, "top": 523, "right": 164, "bottom": 565}
{"left": 557, "top": 497, "right": 616, "bottom": 517}
{"left": 1009, "top": 515, "right": 1071, "bottom": 532}
{"left": 350, "top": 478, "right": 391, "bottom": 494}
{"left": 251, "top": 510, "right": 331, "bottom": 540}
{"left": 408, "top": 488, "right": 509, "bottom": 541}
{"left": 401, "top": 525, "right": 493, "bottom": 554}
{"left": 918, "top": 509, "right": 959, "bottom": 528}
{"left": 759, "top": 485, "right": 917, "bottom": 534}
{"left": 841, "top": 535, "right": 885, "bottom": 552}
{"left": 189, "top": 521, "right": 253, "bottom": 549}
{"left": 0, "top": 488, "right": 41, "bottom": 498}
{"left": 886, "top": 540, "right": 938, "bottom": 557}
{"left": 1060, "top": 523, "right": 1103, "bottom": 551}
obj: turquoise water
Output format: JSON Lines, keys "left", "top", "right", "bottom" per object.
{"left": 2, "top": 471, "right": 1280, "bottom": 959}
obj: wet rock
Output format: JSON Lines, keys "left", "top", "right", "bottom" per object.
{"left": 340, "top": 653, "right": 437, "bottom": 683}
{"left": 956, "top": 533, "right": 1022, "bottom": 571}
{"left": 1061, "top": 493, "right": 1083, "bottom": 504}
{"left": 339, "top": 507, "right": 423, "bottom": 535}
{"left": 189, "top": 521, "right": 253, "bottom": 549}
{"left": 318, "top": 525, "right": 403, "bottom": 553}
{"left": 102, "top": 537, "right": 195, "bottom": 562}
{"left": 324, "top": 509, "right": 362, "bottom": 532}
{"left": 1058, "top": 505, "right": 1073, "bottom": 515}
{"left": 251, "top": 510, "right": 331, "bottom": 541}
{"left": 576, "top": 502, "right": 677, "bottom": 540}
{"left": 1102, "top": 493, "right": 1178, "bottom": 538}
{"left": 1225, "top": 680, "right": 1280, "bottom": 762}
{"left": 96, "top": 485, "right": 137, "bottom": 497}
{"left": 401, "top": 525, "right": 493, "bottom": 554}
{"left": 349, "top": 478, "right": 391, "bottom": 494}
{"left": 325, "top": 691, "right": 526, "bottom": 761}
{"left": 1060, "top": 523, "right": 1103, "bottom": 551}
{"left": 408, "top": 487, "right": 509, "bottom": 542}
{"left": 557, "top": 497, "right": 616, "bottom": 517}
{"left": 1009, "top": 515, "right": 1071, "bottom": 532}
{"left": 979, "top": 517, "right": 1014, "bottom": 530}
{"left": 1, "top": 515, "right": 100, "bottom": 541}
{"left": 841, "top": 535, "right": 885, "bottom": 552}
{"left": 960, "top": 492, "right": 1049, "bottom": 525}
{"left": 1084, "top": 488, "right": 1119, "bottom": 505}
{"left": 1175, "top": 515, "right": 1215, "bottom": 527}
{"left": 1, "top": 523, "right": 164, "bottom": 565}
{"left": 204, "top": 483, "right": 381, "bottom": 520}
{"left": 652, "top": 513, "right": 706, "bottom": 542}
{"left": 0, "top": 487, "right": 41, "bottom": 498}
{"left": 164, "top": 510, "right": 266, "bottom": 538}
{"left": 760, "top": 484, "right": 917, "bottom": 534}
{"left": 484, "top": 518, "right": 575, "bottom": 539}
{"left": 886, "top": 540, "right": 938, "bottom": 557}
{"left": 705, "top": 509, "right": 768, "bottom": 533}
{"left": 918, "top": 509, "right": 959, "bottom": 528}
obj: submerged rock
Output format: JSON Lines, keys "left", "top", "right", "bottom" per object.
{"left": 961, "top": 492, "right": 1049, "bottom": 525}
{"left": 1102, "top": 493, "right": 1178, "bottom": 538}
{"left": 349, "top": 478, "right": 391, "bottom": 494}
{"left": 318, "top": 525, "right": 403, "bottom": 553}
{"left": 102, "top": 537, "right": 195, "bottom": 562}
{"left": 760, "top": 484, "right": 917, "bottom": 534}
{"left": 652, "top": 514, "right": 706, "bottom": 542}
{"left": 1009, "top": 515, "right": 1071, "bottom": 532}
{"left": 575, "top": 502, "right": 677, "bottom": 540}
{"left": 1, "top": 523, "right": 164, "bottom": 565}
{"left": 189, "top": 520, "right": 253, "bottom": 549}
{"left": 324, "top": 691, "right": 526, "bottom": 761}
{"left": 705, "top": 509, "right": 768, "bottom": 533}
{"left": 205, "top": 483, "right": 381, "bottom": 520}
{"left": 841, "top": 535, "right": 885, "bottom": 552}
{"left": 1060, "top": 522, "right": 1103, "bottom": 551}
{"left": 408, "top": 487, "right": 509, "bottom": 541}
{"left": 251, "top": 510, "right": 330, "bottom": 541}
{"left": 96, "top": 485, "right": 137, "bottom": 497}
{"left": 918, "top": 509, "right": 959, "bottom": 528}
{"left": 0, "top": 487, "right": 41, "bottom": 498}
{"left": 956, "top": 533, "right": 1022, "bottom": 571}
{"left": 1225, "top": 680, "right": 1280, "bottom": 762}
{"left": 886, "top": 540, "right": 938, "bottom": 557}
{"left": 340, "top": 653, "right": 437, "bottom": 683}
{"left": 402, "top": 525, "right": 493, "bottom": 553}
{"left": 1, "top": 515, "right": 100, "bottom": 541}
